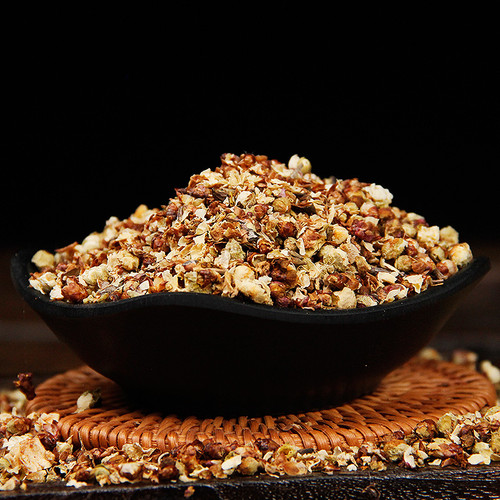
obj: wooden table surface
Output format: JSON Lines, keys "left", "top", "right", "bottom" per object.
{"left": 1, "top": 240, "right": 499, "bottom": 499}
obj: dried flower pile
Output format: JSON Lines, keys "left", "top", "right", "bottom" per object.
{"left": 29, "top": 153, "right": 472, "bottom": 309}
{"left": 1, "top": 349, "right": 499, "bottom": 491}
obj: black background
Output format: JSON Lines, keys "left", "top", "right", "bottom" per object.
{"left": 2, "top": 19, "right": 498, "bottom": 253}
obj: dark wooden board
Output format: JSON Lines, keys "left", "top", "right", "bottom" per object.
{"left": 1, "top": 465, "right": 499, "bottom": 499}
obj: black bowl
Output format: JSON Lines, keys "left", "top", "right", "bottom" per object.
{"left": 11, "top": 248, "right": 490, "bottom": 417}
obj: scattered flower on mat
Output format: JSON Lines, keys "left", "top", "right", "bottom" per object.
{"left": 1, "top": 349, "right": 499, "bottom": 491}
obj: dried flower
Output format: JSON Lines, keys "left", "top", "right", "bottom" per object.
{"left": 29, "top": 153, "right": 472, "bottom": 311}
{"left": 75, "top": 389, "right": 101, "bottom": 413}
{"left": 13, "top": 373, "right": 36, "bottom": 401}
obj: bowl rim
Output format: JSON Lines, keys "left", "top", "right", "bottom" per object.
{"left": 11, "top": 248, "right": 490, "bottom": 325}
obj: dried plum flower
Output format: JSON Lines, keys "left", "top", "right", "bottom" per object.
{"left": 75, "top": 389, "right": 101, "bottom": 413}
{"left": 29, "top": 153, "right": 473, "bottom": 311}
{"left": 13, "top": 373, "right": 36, "bottom": 401}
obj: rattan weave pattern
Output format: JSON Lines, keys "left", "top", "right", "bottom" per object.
{"left": 26, "top": 358, "right": 497, "bottom": 452}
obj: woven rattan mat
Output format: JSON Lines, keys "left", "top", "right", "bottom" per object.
{"left": 26, "top": 358, "right": 496, "bottom": 452}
